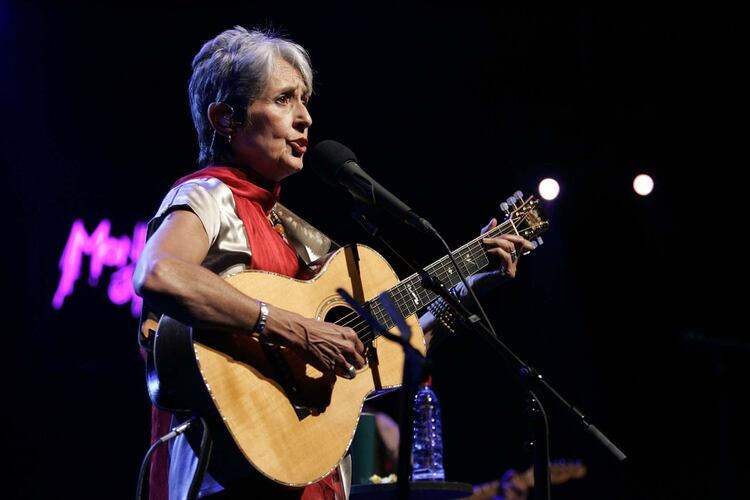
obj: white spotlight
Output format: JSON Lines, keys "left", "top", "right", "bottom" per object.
{"left": 538, "top": 178, "right": 560, "bottom": 201}
{"left": 633, "top": 174, "right": 654, "bottom": 196}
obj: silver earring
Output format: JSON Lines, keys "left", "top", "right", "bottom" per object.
{"left": 209, "top": 130, "right": 217, "bottom": 153}
{"left": 228, "top": 134, "right": 232, "bottom": 144}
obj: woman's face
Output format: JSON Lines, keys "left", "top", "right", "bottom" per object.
{"left": 232, "top": 57, "right": 312, "bottom": 181}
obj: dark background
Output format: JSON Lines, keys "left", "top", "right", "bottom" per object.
{"left": 1, "top": 4, "right": 743, "bottom": 499}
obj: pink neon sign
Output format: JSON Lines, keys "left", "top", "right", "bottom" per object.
{"left": 52, "top": 219, "right": 147, "bottom": 317}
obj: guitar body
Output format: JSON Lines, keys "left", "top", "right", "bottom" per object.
{"left": 153, "top": 244, "right": 427, "bottom": 487}
{"left": 150, "top": 195, "right": 549, "bottom": 488}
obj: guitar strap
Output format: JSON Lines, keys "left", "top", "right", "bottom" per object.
{"left": 273, "top": 202, "right": 339, "bottom": 266}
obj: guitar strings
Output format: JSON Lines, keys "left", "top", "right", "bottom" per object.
{"left": 333, "top": 215, "right": 524, "bottom": 343}
{"left": 333, "top": 247, "right": 482, "bottom": 335}
{"left": 332, "top": 220, "right": 503, "bottom": 336}
{"left": 339, "top": 232, "right": 508, "bottom": 344}
{"left": 326, "top": 214, "right": 527, "bottom": 345}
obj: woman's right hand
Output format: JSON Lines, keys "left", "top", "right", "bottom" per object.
{"left": 264, "top": 305, "right": 366, "bottom": 379}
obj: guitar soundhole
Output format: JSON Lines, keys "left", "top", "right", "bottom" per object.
{"left": 325, "top": 305, "right": 359, "bottom": 330}
{"left": 324, "top": 306, "right": 374, "bottom": 350}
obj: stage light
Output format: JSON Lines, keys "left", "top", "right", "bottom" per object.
{"left": 538, "top": 178, "right": 560, "bottom": 201}
{"left": 633, "top": 174, "right": 654, "bottom": 196}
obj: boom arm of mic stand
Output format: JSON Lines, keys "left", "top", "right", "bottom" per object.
{"left": 421, "top": 276, "right": 552, "bottom": 500}
{"left": 521, "top": 366, "right": 627, "bottom": 462}
{"left": 349, "top": 206, "right": 552, "bottom": 494}
{"left": 349, "top": 203, "right": 624, "bottom": 491}
{"left": 423, "top": 276, "right": 627, "bottom": 466}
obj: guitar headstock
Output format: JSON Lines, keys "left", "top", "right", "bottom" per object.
{"left": 520, "top": 459, "right": 588, "bottom": 488}
{"left": 470, "top": 459, "right": 587, "bottom": 499}
{"left": 500, "top": 190, "right": 550, "bottom": 248}
{"left": 549, "top": 459, "right": 587, "bottom": 483}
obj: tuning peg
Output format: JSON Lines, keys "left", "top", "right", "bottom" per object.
{"left": 514, "top": 190, "right": 524, "bottom": 200}
{"left": 506, "top": 195, "right": 517, "bottom": 207}
{"left": 499, "top": 202, "right": 510, "bottom": 216}
{"left": 536, "top": 236, "right": 544, "bottom": 246}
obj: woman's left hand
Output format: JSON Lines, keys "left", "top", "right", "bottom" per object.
{"left": 456, "top": 218, "right": 536, "bottom": 298}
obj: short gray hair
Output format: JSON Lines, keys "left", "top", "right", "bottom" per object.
{"left": 188, "top": 27, "right": 313, "bottom": 166}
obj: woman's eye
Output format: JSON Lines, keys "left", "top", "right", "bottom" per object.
{"left": 276, "top": 94, "right": 290, "bottom": 104}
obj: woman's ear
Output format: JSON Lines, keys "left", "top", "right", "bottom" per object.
{"left": 207, "top": 102, "right": 235, "bottom": 138}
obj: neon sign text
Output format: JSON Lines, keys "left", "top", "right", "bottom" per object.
{"left": 52, "top": 219, "right": 147, "bottom": 317}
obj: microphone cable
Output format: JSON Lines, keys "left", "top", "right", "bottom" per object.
{"left": 136, "top": 415, "right": 213, "bottom": 500}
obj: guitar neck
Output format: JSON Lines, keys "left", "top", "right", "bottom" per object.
{"left": 366, "top": 218, "right": 519, "bottom": 331}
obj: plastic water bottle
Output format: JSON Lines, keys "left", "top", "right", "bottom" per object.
{"left": 411, "top": 377, "right": 445, "bottom": 481}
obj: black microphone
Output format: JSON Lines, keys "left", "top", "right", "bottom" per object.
{"left": 308, "top": 140, "right": 434, "bottom": 235}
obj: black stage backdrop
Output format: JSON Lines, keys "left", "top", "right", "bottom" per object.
{"left": 1, "top": 4, "right": 743, "bottom": 499}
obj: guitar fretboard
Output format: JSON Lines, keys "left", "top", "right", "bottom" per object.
{"left": 366, "top": 218, "right": 518, "bottom": 332}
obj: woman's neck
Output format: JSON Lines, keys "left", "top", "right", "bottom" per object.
{"left": 216, "top": 163, "right": 281, "bottom": 192}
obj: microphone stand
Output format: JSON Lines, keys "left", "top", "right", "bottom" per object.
{"left": 422, "top": 275, "right": 627, "bottom": 499}
{"left": 351, "top": 206, "right": 626, "bottom": 500}
{"left": 378, "top": 292, "right": 426, "bottom": 500}
{"left": 336, "top": 288, "right": 426, "bottom": 500}
{"left": 423, "top": 276, "right": 554, "bottom": 499}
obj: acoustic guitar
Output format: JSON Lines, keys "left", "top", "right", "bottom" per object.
{"left": 151, "top": 195, "right": 549, "bottom": 487}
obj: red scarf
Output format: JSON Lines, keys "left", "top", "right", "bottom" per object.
{"left": 174, "top": 165, "right": 300, "bottom": 277}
